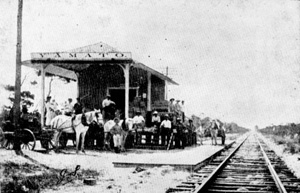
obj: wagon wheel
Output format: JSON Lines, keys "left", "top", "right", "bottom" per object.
{"left": 19, "top": 129, "right": 36, "bottom": 150}
{"left": 59, "top": 133, "right": 68, "bottom": 148}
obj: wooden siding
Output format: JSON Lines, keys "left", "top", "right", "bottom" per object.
{"left": 151, "top": 75, "right": 165, "bottom": 103}
{"left": 78, "top": 64, "right": 165, "bottom": 110}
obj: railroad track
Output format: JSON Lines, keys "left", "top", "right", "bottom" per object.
{"left": 167, "top": 134, "right": 300, "bottom": 193}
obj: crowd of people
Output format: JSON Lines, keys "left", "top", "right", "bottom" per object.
{"left": 40, "top": 95, "right": 206, "bottom": 153}
{"left": 150, "top": 112, "right": 197, "bottom": 149}
{"left": 168, "top": 98, "right": 186, "bottom": 122}
{"left": 44, "top": 96, "right": 84, "bottom": 127}
{"left": 126, "top": 97, "right": 196, "bottom": 149}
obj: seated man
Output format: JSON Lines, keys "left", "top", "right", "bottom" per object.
{"left": 151, "top": 111, "right": 161, "bottom": 144}
{"left": 151, "top": 111, "right": 161, "bottom": 128}
{"left": 133, "top": 111, "right": 145, "bottom": 144}
{"left": 133, "top": 111, "right": 145, "bottom": 129}
{"left": 20, "top": 105, "right": 30, "bottom": 129}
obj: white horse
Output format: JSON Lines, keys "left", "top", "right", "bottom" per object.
{"left": 103, "top": 118, "right": 134, "bottom": 151}
{"left": 50, "top": 111, "right": 99, "bottom": 153}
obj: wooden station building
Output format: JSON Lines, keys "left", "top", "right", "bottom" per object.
{"left": 22, "top": 42, "right": 178, "bottom": 126}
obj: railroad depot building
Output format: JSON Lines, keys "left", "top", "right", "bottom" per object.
{"left": 22, "top": 42, "right": 178, "bottom": 125}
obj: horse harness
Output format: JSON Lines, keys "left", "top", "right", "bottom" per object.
{"left": 212, "top": 122, "right": 219, "bottom": 130}
{"left": 55, "top": 114, "right": 85, "bottom": 132}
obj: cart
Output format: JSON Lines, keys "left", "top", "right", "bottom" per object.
{"left": 1, "top": 114, "right": 55, "bottom": 151}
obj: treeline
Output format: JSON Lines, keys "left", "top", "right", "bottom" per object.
{"left": 258, "top": 124, "right": 300, "bottom": 154}
{"left": 259, "top": 124, "right": 300, "bottom": 143}
{"left": 225, "top": 122, "right": 249, "bottom": 134}
{"left": 191, "top": 115, "right": 249, "bottom": 134}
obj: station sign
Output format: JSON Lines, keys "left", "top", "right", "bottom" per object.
{"left": 31, "top": 52, "right": 132, "bottom": 61}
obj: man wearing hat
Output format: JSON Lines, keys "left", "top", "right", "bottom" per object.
{"left": 102, "top": 94, "right": 115, "bottom": 122}
{"left": 187, "top": 119, "right": 196, "bottom": 146}
{"left": 174, "top": 100, "right": 182, "bottom": 120}
{"left": 151, "top": 111, "right": 161, "bottom": 144}
{"left": 181, "top": 100, "right": 186, "bottom": 122}
{"left": 45, "top": 96, "right": 56, "bottom": 126}
{"left": 110, "top": 117, "right": 122, "bottom": 153}
{"left": 133, "top": 111, "right": 145, "bottom": 128}
{"left": 74, "top": 97, "right": 83, "bottom": 115}
{"left": 133, "top": 111, "right": 145, "bottom": 144}
{"left": 168, "top": 98, "right": 175, "bottom": 113}
{"left": 160, "top": 114, "right": 172, "bottom": 146}
{"left": 173, "top": 117, "right": 186, "bottom": 149}
{"left": 64, "top": 98, "right": 73, "bottom": 116}
{"left": 168, "top": 98, "right": 176, "bottom": 124}
{"left": 151, "top": 111, "right": 161, "bottom": 128}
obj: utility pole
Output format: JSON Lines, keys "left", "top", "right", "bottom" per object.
{"left": 13, "top": 0, "right": 23, "bottom": 153}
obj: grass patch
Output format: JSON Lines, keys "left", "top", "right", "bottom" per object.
{"left": 262, "top": 134, "right": 300, "bottom": 154}
{"left": 1, "top": 161, "right": 101, "bottom": 193}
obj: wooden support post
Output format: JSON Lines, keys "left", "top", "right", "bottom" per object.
{"left": 147, "top": 71, "right": 151, "bottom": 111}
{"left": 40, "top": 64, "right": 45, "bottom": 126}
{"left": 76, "top": 73, "right": 80, "bottom": 98}
{"left": 124, "top": 63, "right": 130, "bottom": 119}
{"left": 12, "top": 0, "right": 23, "bottom": 153}
{"left": 13, "top": 0, "right": 23, "bottom": 127}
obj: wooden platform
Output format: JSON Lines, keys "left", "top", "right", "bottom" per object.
{"left": 134, "top": 144, "right": 167, "bottom": 150}
{"left": 113, "top": 141, "right": 235, "bottom": 171}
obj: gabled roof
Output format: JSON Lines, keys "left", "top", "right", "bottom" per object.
{"left": 22, "top": 42, "right": 178, "bottom": 85}
{"left": 67, "top": 42, "right": 118, "bottom": 53}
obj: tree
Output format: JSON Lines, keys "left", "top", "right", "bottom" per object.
{"left": 2, "top": 84, "right": 35, "bottom": 123}
{"left": 3, "top": 84, "right": 34, "bottom": 108}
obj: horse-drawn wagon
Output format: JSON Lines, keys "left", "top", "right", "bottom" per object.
{"left": 1, "top": 113, "right": 55, "bottom": 151}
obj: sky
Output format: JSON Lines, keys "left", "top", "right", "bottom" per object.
{"left": 0, "top": 0, "right": 299, "bottom": 128}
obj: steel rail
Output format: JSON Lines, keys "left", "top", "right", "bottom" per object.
{"left": 256, "top": 136, "right": 288, "bottom": 193}
{"left": 192, "top": 135, "right": 249, "bottom": 193}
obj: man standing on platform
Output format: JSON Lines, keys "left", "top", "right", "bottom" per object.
{"left": 102, "top": 94, "right": 115, "bottom": 122}
{"left": 168, "top": 98, "right": 175, "bottom": 114}
{"left": 173, "top": 117, "right": 186, "bottom": 149}
{"left": 168, "top": 98, "right": 176, "bottom": 123}
{"left": 181, "top": 100, "right": 186, "bottom": 122}
{"left": 160, "top": 114, "right": 172, "bottom": 146}
{"left": 174, "top": 100, "right": 182, "bottom": 120}
{"left": 187, "top": 119, "right": 196, "bottom": 146}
